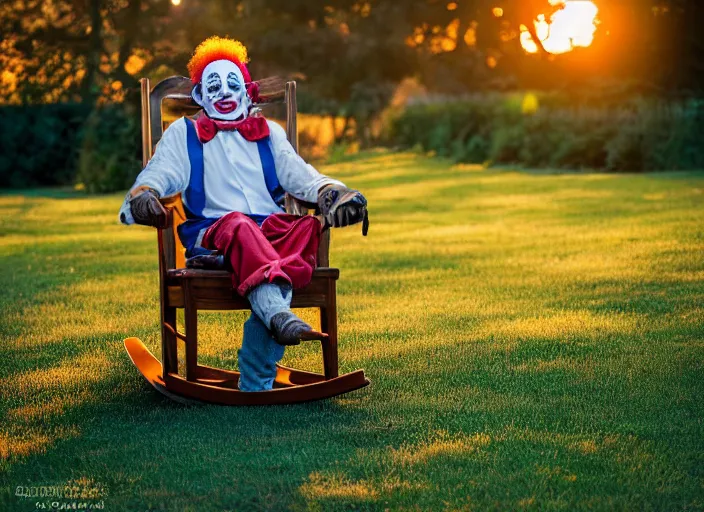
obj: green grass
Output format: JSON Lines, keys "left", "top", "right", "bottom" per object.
{"left": 1, "top": 152, "right": 703, "bottom": 511}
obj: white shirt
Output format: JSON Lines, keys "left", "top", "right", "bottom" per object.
{"left": 119, "top": 117, "right": 343, "bottom": 224}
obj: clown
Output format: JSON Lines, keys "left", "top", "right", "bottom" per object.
{"left": 119, "top": 37, "right": 367, "bottom": 391}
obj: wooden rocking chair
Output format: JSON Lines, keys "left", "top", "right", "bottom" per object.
{"left": 124, "top": 76, "right": 369, "bottom": 405}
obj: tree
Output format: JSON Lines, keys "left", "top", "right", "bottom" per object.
{"left": 0, "top": 0, "right": 178, "bottom": 105}
{"left": 3, "top": 0, "right": 702, "bottom": 108}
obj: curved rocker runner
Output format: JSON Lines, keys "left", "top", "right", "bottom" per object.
{"left": 120, "top": 37, "right": 369, "bottom": 405}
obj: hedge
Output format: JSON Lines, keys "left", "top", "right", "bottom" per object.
{"left": 3, "top": 94, "right": 702, "bottom": 194}
{"left": 384, "top": 95, "right": 704, "bottom": 171}
{"left": 0, "top": 104, "right": 140, "bottom": 192}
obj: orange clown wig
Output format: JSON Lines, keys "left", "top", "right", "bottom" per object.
{"left": 187, "top": 36, "right": 251, "bottom": 85}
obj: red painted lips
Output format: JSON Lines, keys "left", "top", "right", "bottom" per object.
{"left": 214, "top": 100, "right": 238, "bottom": 114}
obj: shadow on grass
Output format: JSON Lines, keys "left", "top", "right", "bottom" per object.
{"left": 1, "top": 331, "right": 377, "bottom": 510}
{"left": 288, "top": 315, "right": 704, "bottom": 511}
{"left": 2, "top": 273, "right": 702, "bottom": 510}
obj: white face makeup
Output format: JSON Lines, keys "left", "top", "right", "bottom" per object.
{"left": 192, "top": 59, "right": 251, "bottom": 121}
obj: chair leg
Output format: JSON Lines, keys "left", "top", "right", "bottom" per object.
{"left": 319, "top": 279, "right": 339, "bottom": 380}
{"left": 161, "top": 305, "right": 178, "bottom": 376}
{"left": 183, "top": 284, "right": 198, "bottom": 382}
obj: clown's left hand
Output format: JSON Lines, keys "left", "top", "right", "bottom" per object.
{"left": 317, "top": 184, "right": 369, "bottom": 236}
{"left": 123, "top": 186, "right": 169, "bottom": 229}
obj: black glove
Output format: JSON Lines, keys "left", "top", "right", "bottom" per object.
{"left": 125, "top": 187, "right": 168, "bottom": 228}
{"left": 317, "top": 184, "right": 369, "bottom": 236}
{"left": 186, "top": 253, "right": 227, "bottom": 270}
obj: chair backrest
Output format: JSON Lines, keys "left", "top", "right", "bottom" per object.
{"left": 139, "top": 76, "right": 330, "bottom": 276}
{"left": 141, "top": 76, "right": 300, "bottom": 163}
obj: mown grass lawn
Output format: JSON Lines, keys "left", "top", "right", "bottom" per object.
{"left": 1, "top": 152, "right": 703, "bottom": 511}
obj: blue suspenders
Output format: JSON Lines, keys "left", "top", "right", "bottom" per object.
{"left": 177, "top": 119, "right": 285, "bottom": 256}
{"left": 184, "top": 118, "right": 206, "bottom": 217}
{"left": 257, "top": 138, "right": 285, "bottom": 205}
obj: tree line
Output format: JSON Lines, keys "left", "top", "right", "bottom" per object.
{"left": 2, "top": 1, "right": 702, "bottom": 115}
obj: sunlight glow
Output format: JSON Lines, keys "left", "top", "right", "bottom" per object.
{"left": 171, "top": 0, "right": 181, "bottom": 5}
{"left": 520, "top": 0, "right": 599, "bottom": 54}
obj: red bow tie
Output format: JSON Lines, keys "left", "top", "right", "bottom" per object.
{"left": 195, "top": 114, "right": 270, "bottom": 143}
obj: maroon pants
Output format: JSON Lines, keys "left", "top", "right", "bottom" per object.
{"left": 201, "top": 212, "right": 321, "bottom": 296}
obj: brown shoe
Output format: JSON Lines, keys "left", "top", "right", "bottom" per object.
{"left": 270, "top": 311, "right": 328, "bottom": 346}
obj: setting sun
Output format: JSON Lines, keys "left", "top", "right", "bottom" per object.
{"left": 520, "top": 0, "right": 599, "bottom": 54}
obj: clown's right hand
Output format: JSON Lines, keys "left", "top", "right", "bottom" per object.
{"left": 121, "top": 186, "right": 169, "bottom": 229}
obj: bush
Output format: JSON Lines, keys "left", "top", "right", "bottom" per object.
{"left": 490, "top": 124, "right": 525, "bottom": 164}
{"left": 387, "top": 95, "right": 506, "bottom": 164}
{"left": 384, "top": 93, "right": 704, "bottom": 172}
{"left": 643, "top": 100, "right": 704, "bottom": 170}
{"left": 0, "top": 103, "right": 141, "bottom": 191}
{"left": 551, "top": 110, "right": 615, "bottom": 169}
{"left": 76, "top": 106, "right": 141, "bottom": 194}
{"left": 604, "top": 100, "right": 704, "bottom": 172}
{"left": 451, "top": 134, "right": 490, "bottom": 163}
{"left": 519, "top": 112, "right": 567, "bottom": 167}
{"left": 0, "top": 104, "right": 92, "bottom": 188}
{"left": 605, "top": 118, "right": 647, "bottom": 172}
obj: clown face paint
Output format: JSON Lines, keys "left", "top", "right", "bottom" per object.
{"left": 192, "top": 59, "right": 251, "bottom": 121}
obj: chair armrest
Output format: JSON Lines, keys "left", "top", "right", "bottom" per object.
{"left": 155, "top": 208, "right": 174, "bottom": 230}
{"left": 286, "top": 194, "right": 320, "bottom": 216}
{"left": 158, "top": 195, "right": 187, "bottom": 230}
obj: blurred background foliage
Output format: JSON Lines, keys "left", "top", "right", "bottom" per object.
{"left": 1, "top": 0, "right": 703, "bottom": 191}
{"left": 386, "top": 95, "right": 704, "bottom": 171}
